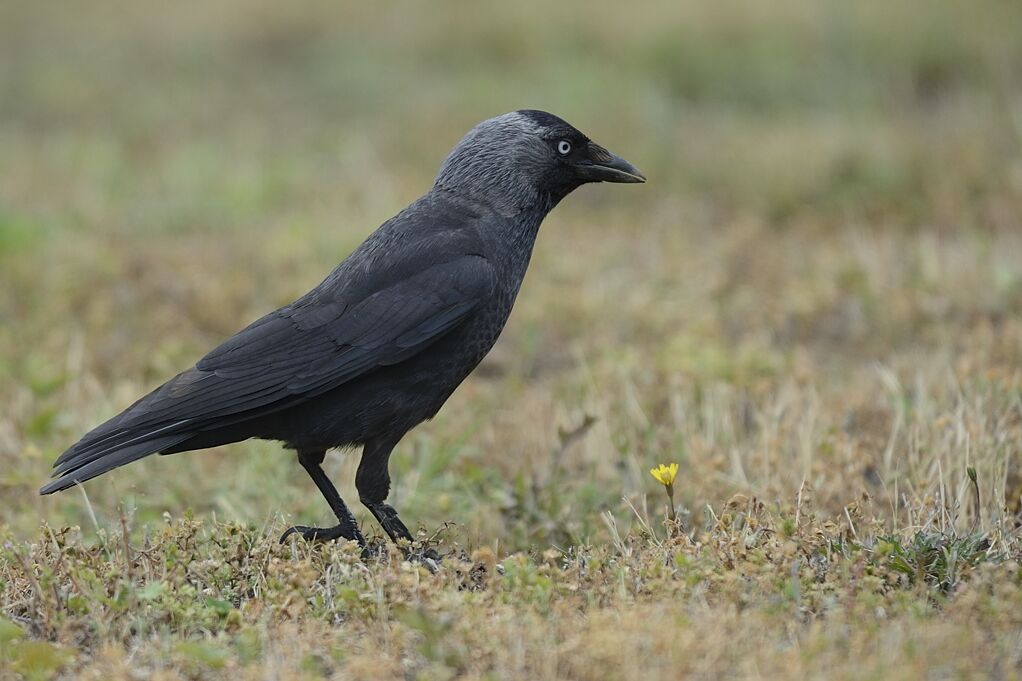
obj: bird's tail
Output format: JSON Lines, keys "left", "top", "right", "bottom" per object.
{"left": 39, "top": 416, "right": 194, "bottom": 494}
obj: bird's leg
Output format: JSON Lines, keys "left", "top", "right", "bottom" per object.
{"left": 357, "top": 437, "right": 440, "bottom": 567}
{"left": 280, "top": 450, "right": 367, "bottom": 550}
{"left": 356, "top": 437, "right": 412, "bottom": 544}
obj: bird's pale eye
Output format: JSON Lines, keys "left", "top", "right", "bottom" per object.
{"left": 557, "top": 140, "right": 571, "bottom": 155}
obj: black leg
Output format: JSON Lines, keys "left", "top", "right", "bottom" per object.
{"left": 280, "top": 449, "right": 366, "bottom": 549}
{"left": 356, "top": 436, "right": 414, "bottom": 545}
{"left": 357, "top": 437, "right": 440, "bottom": 570}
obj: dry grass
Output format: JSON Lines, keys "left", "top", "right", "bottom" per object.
{"left": 2, "top": 1, "right": 1022, "bottom": 679}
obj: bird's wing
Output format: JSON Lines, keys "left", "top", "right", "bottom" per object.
{"left": 194, "top": 253, "right": 496, "bottom": 408}
{"left": 42, "top": 254, "right": 495, "bottom": 491}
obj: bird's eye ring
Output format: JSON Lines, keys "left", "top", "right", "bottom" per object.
{"left": 557, "top": 140, "right": 571, "bottom": 155}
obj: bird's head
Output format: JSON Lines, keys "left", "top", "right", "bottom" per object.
{"left": 434, "top": 110, "right": 645, "bottom": 213}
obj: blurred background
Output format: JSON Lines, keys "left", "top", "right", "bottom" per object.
{"left": 2, "top": 1, "right": 1022, "bottom": 548}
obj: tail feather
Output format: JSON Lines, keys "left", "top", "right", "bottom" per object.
{"left": 40, "top": 432, "right": 192, "bottom": 494}
{"left": 50, "top": 422, "right": 130, "bottom": 468}
{"left": 43, "top": 376, "right": 202, "bottom": 494}
{"left": 41, "top": 359, "right": 286, "bottom": 494}
{"left": 51, "top": 418, "right": 194, "bottom": 478}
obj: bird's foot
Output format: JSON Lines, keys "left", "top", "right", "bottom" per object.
{"left": 280, "top": 524, "right": 349, "bottom": 543}
{"left": 279, "top": 524, "right": 370, "bottom": 558}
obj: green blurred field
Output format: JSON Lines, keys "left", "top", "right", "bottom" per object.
{"left": 3, "top": 1, "right": 1022, "bottom": 679}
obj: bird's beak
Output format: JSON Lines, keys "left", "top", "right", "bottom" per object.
{"left": 575, "top": 142, "right": 646, "bottom": 184}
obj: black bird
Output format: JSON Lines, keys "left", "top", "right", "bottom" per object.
{"left": 40, "top": 110, "right": 644, "bottom": 552}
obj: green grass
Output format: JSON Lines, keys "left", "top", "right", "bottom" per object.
{"left": 2, "top": 0, "right": 1022, "bottom": 678}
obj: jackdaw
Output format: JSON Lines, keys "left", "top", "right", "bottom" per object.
{"left": 40, "top": 110, "right": 645, "bottom": 552}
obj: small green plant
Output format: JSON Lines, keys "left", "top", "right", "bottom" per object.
{"left": 872, "top": 530, "right": 994, "bottom": 593}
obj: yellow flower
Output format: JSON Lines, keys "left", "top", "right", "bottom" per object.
{"left": 650, "top": 463, "right": 679, "bottom": 487}
{"left": 650, "top": 462, "right": 680, "bottom": 526}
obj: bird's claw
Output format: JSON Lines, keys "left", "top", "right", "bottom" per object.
{"left": 279, "top": 524, "right": 316, "bottom": 543}
{"left": 279, "top": 524, "right": 356, "bottom": 544}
